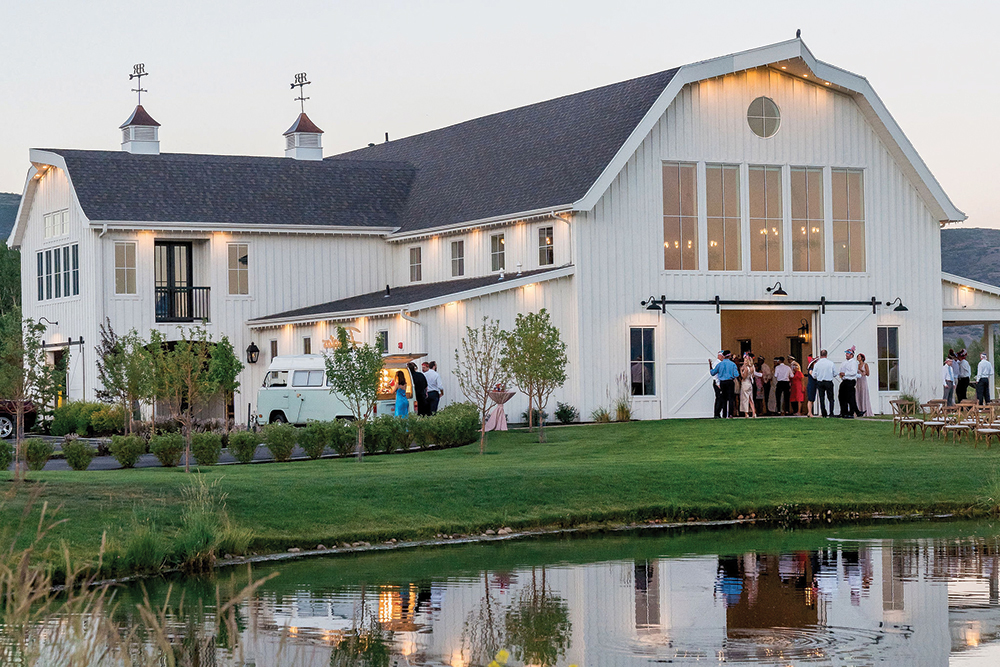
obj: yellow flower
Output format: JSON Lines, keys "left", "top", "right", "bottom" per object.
{"left": 488, "top": 662, "right": 499, "bottom": 667}
{"left": 495, "top": 649, "right": 510, "bottom": 664}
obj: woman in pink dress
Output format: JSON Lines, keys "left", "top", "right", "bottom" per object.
{"left": 855, "top": 353, "right": 874, "bottom": 417}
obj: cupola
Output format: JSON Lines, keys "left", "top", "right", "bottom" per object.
{"left": 120, "top": 105, "right": 161, "bottom": 154}
{"left": 283, "top": 112, "right": 324, "bottom": 160}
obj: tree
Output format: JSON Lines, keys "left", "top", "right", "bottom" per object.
{"left": 453, "top": 317, "right": 510, "bottom": 454}
{"left": 0, "top": 310, "right": 48, "bottom": 480}
{"left": 502, "top": 309, "right": 568, "bottom": 442}
{"left": 208, "top": 335, "right": 243, "bottom": 434}
{"left": 0, "top": 244, "right": 20, "bottom": 318}
{"left": 150, "top": 327, "right": 218, "bottom": 473}
{"left": 324, "top": 326, "right": 383, "bottom": 461}
{"left": 94, "top": 319, "right": 153, "bottom": 434}
{"left": 504, "top": 566, "right": 572, "bottom": 667}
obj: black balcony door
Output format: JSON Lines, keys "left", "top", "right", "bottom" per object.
{"left": 155, "top": 242, "right": 193, "bottom": 321}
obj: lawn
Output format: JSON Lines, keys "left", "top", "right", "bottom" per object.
{"left": 3, "top": 418, "right": 998, "bottom": 565}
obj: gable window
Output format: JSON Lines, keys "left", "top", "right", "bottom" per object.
{"left": 303, "top": 337, "right": 312, "bottom": 355}
{"left": 877, "top": 326, "right": 899, "bottom": 391}
{"left": 747, "top": 97, "right": 780, "bottom": 139}
{"left": 228, "top": 243, "right": 249, "bottom": 295}
{"left": 749, "top": 165, "right": 783, "bottom": 272}
{"left": 43, "top": 210, "right": 69, "bottom": 240}
{"left": 706, "top": 164, "right": 741, "bottom": 271}
{"left": 409, "top": 247, "right": 422, "bottom": 282}
{"left": 451, "top": 240, "right": 465, "bottom": 277}
{"left": 538, "top": 226, "right": 554, "bottom": 266}
{"left": 832, "top": 168, "right": 866, "bottom": 272}
{"left": 630, "top": 327, "right": 655, "bottom": 396}
{"left": 115, "top": 242, "right": 137, "bottom": 294}
{"left": 490, "top": 233, "right": 505, "bottom": 272}
{"left": 36, "top": 244, "right": 79, "bottom": 302}
{"left": 662, "top": 162, "right": 698, "bottom": 271}
{"left": 791, "top": 167, "right": 824, "bottom": 272}
{"left": 376, "top": 330, "right": 389, "bottom": 354}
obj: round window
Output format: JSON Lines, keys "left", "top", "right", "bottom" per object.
{"left": 747, "top": 97, "right": 780, "bottom": 138}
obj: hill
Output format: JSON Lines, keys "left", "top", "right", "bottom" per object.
{"left": 941, "top": 228, "right": 1000, "bottom": 286}
{"left": 0, "top": 192, "right": 19, "bottom": 241}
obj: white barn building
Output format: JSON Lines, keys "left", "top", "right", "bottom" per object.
{"left": 7, "top": 38, "right": 979, "bottom": 423}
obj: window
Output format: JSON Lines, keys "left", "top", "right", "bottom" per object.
{"left": 791, "top": 167, "right": 824, "bottom": 272}
{"left": 269, "top": 340, "right": 278, "bottom": 360}
{"left": 114, "top": 242, "right": 137, "bottom": 294}
{"left": 749, "top": 165, "right": 783, "bottom": 272}
{"left": 538, "top": 226, "right": 554, "bottom": 266}
{"left": 490, "top": 233, "right": 505, "bottom": 272}
{"left": 630, "top": 327, "right": 655, "bottom": 396}
{"left": 265, "top": 370, "right": 287, "bottom": 387}
{"left": 36, "top": 244, "right": 79, "bottom": 302}
{"left": 303, "top": 337, "right": 312, "bottom": 355}
{"left": 747, "top": 97, "right": 780, "bottom": 139}
{"left": 376, "top": 330, "right": 389, "bottom": 354}
{"left": 292, "top": 370, "right": 325, "bottom": 387}
{"left": 409, "top": 246, "right": 422, "bottom": 282}
{"left": 877, "top": 326, "right": 899, "bottom": 391}
{"left": 662, "top": 163, "right": 698, "bottom": 271}
{"left": 706, "top": 164, "right": 741, "bottom": 271}
{"left": 833, "top": 169, "right": 866, "bottom": 272}
{"left": 227, "top": 243, "right": 249, "bottom": 295}
{"left": 43, "top": 210, "right": 69, "bottom": 239}
{"left": 451, "top": 240, "right": 465, "bottom": 277}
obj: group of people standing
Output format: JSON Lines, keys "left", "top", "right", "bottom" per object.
{"left": 942, "top": 348, "right": 993, "bottom": 405}
{"left": 709, "top": 346, "right": 873, "bottom": 418}
{"left": 388, "top": 361, "right": 445, "bottom": 417}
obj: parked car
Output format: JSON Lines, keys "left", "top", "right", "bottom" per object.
{"left": 0, "top": 401, "right": 36, "bottom": 439}
{"left": 255, "top": 353, "right": 425, "bottom": 425}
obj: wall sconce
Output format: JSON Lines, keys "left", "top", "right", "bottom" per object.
{"left": 641, "top": 295, "right": 667, "bottom": 313}
{"left": 245, "top": 342, "right": 260, "bottom": 364}
{"left": 766, "top": 281, "right": 788, "bottom": 297}
{"left": 885, "top": 297, "right": 908, "bottom": 312}
{"left": 798, "top": 318, "right": 810, "bottom": 343}
{"left": 38, "top": 317, "right": 58, "bottom": 326}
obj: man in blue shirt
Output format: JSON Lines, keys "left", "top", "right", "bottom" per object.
{"left": 710, "top": 351, "right": 739, "bottom": 418}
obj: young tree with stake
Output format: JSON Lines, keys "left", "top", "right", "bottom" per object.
{"left": 502, "top": 309, "right": 568, "bottom": 443}
{"left": 0, "top": 310, "right": 49, "bottom": 480}
{"left": 208, "top": 334, "right": 244, "bottom": 434}
{"left": 453, "top": 317, "right": 510, "bottom": 454}
{"left": 324, "top": 326, "right": 383, "bottom": 461}
{"left": 95, "top": 319, "right": 154, "bottom": 434}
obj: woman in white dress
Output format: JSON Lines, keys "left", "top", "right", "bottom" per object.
{"left": 855, "top": 353, "right": 874, "bottom": 417}
{"left": 740, "top": 354, "right": 758, "bottom": 417}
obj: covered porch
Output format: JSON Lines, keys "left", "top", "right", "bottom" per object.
{"left": 942, "top": 273, "right": 1000, "bottom": 400}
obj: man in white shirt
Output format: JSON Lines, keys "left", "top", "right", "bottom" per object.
{"left": 976, "top": 352, "right": 994, "bottom": 405}
{"left": 422, "top": 361, "right": 444, "bottom": 414}
{"left": 811, "top": 350, "right": 836, "bottom": 417}
{"left": 942, "top": 357, "right": 956, "bottom": 406}
{"left": 956, "top": 349, "right": 973, "bottom": 401}
{"left": 838, "top": 347, "right": 860, "bottom": 418}
{"left": 773, "top": 357, "right": 792, "bottom": 415}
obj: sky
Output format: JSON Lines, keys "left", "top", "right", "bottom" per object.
{"left": 1, "top": 0, "right": 997, "bottom": 227}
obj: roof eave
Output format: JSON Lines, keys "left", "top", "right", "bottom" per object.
{"left": 89, "top": 220, "right": 398, "bottom": 235}
{"left": 387, "top": 204, "right": 573, "bottom": 242}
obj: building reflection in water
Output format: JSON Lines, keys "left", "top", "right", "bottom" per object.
{"left": 182, "top": 535, "right": 1000, "bottom": 666}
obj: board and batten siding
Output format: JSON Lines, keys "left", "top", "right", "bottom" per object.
{"left": 573, "top": 67, "right": 943, "bottom": 418}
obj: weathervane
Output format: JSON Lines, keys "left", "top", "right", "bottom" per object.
{"left": 290, "top": 72, "right": 311, "bottom": 113}
{"left": 129, "top": 63, "right": 148, "bottom": 105}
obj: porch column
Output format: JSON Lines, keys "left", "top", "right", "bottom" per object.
{"left": 988, "top": 323, "right": 996, "bottom": 399}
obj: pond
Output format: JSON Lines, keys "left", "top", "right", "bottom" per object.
{"left": 93, "top": 520, "right": 1000, "bottom": 665}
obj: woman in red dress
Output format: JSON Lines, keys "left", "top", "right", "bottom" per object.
{"left": 790, "top": 360, "right": 806, "bottom": 415}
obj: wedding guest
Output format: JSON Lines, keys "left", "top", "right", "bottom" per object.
{"left": 855, "top": 353, "right": 873, "bottom": 417}
{"left": 977, "top": 352, "right": 994, "bottom": 405}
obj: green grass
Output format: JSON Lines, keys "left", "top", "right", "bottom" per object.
{"left": 3, "top": 418, "right": 999, "bottom": 566}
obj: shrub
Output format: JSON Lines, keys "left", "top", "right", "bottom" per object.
{"left": 407, "top": 413, "right": 434, "bottom": 450}
{"left": 150, "top": 433, "right": 184, "bottom": 467}
{"left": 555, "top": 402, "right": 579, "bottom": 424}
{"left": 263, "top": 423, "right": 297, "bottom": 462}
{"left": 191, "top": 432, "right": 223, "bottom": 466}
{"left": 430, "top": 402, "right": 480, "bottom": 448}
{"left": 520, "top": 407, "right": 548, "bottom": 426}
{"left": 227, "top": 430, "right": 260, "bottom": 464}
{"left": 62, "top": 436, "right": 96, "bottom": 471}
{"left": 367, "top": 415, "right": 408, "bottom": 454}
{"left": 153, "top": 417, "right": 181, "bottom": 434}
{"left": 90, "top": 404, "right": 127, "bottom": 436}
{"left": 0, "top": 440, "right": 11, "bottom": 472}
{"left": 51, "top": 401, "right": 105, "bottom": 437}
{"left": 590, "top": 406, "right": 611, "bottom": 423}
{"left": 327, "top": 419, "right": 355, "bottom": 457}
{"left": 110, "top": 435, "right": 146, "bottom": 469}
{"left": 24, "top": 439, "right": 54, "bottom": 471}
{"left": 298, "top": 421, "right": 330, "bottom": 460}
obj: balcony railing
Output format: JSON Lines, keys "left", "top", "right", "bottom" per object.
{"left": 155, "top": 286, "right": 210, "bottom": 323}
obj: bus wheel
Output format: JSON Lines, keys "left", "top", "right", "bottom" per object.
{"left": 269, "top": 412, "right": 287, "bottom": 424}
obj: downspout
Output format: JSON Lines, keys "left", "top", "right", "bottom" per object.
{"left": 399, "top": 309, "right": 421, "bottom": 354}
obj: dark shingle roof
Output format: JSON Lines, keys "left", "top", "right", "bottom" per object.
{"left": 46, "top": 149, "right": 414, "bottom": 227}
{"left": 252, "top": 265, "right": 570, "bottom": 323}
{"left": 0, "top": 193, "right": 19, "bottom": 239}
{"left": 284, "top": 113, "right": 324, "bottom": 135}
{"left": 120, "top": 105, "right": 161, "bottom": 128}
{"left": 330, "top": 67, "right": 679, "bottom": 234}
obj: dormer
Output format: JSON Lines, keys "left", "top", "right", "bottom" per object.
{"left": 283, "top": 113, "right": 324, "bottom": 161}
{"left": 120, "top": 105, "right": 160, "bottom": 155}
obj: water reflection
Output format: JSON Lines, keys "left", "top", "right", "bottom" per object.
{"left": 111, "top": 524, "right": 1000, "bottom": 665}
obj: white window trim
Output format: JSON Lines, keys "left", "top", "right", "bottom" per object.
{"left": 490, "top": 232, "right": 506, "bottom": 273}
{"left": 537, "top": 225, "right": 555, "bottom": 267}
{"left": 409, "top": 246, "right": 423, "bottom": 282}
{"left": 36, "top": 243, "right": 80, "bottom": 303}
{"left": 43, "top": 209, "right": 70, "bottom": 242}
{"left": 451, "top": 239, "right": 465, "bottom": 277}
{"left": 227, "top": 242, "right": 251, "bottom": 297}
{"left": 113, "top": 241, "right": 138, "bottom": 297}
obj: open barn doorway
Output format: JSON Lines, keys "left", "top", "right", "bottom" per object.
{"left": 720, "top": 309, "right": 815, "bottom": 414}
